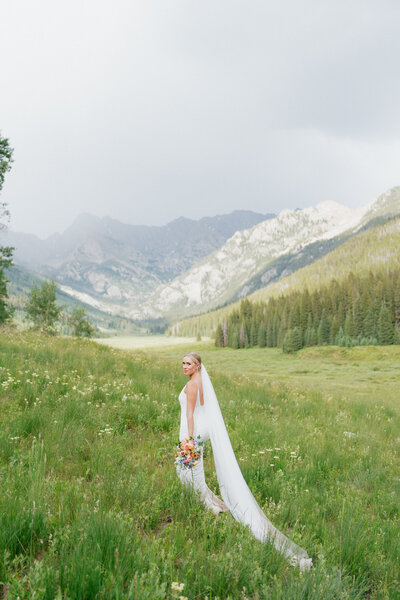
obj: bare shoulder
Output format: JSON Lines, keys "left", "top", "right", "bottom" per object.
{"left": 185, "top": 374, "right": 202, "bottom": 394}
{"left": 185, "top": 378, "right": 197, "bottom": 393}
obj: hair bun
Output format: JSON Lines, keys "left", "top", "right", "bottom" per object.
{"left": 184, "top": 351, "right": 202, "bottom": 367}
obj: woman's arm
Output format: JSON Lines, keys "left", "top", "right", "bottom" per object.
{"left": 185, "top": 381, "right": 198, "bottom": 438}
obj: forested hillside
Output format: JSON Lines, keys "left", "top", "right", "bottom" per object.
{"left": 6, "top": 265, "right": 148, "bottom": 335}
{"left": 172, "top": 215, "right": 400, "bottom": 338}
{"left": 215, "top": 269, "right": 400, "bottom": 352}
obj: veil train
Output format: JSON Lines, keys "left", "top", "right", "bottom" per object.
{"left": 201, "top": 364, "right": 312, "bottom": 571}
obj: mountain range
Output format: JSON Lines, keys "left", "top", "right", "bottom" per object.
{"left": 4, "top": 186, "right": 400, "bottom": 326}
{"left": 4, "top": 210, "right": 272, "bottom": 318}
{"left": 174, "top": 205, "right": 400, "bottom": 337}
{"left": 134, "top": 186, "right": 400, "bottom": 321}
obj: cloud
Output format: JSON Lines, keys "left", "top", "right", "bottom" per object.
{"left": 0, "top": 0, "right": 399, "bottom": 237}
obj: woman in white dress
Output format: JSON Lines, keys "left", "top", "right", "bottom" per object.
{"left": 176, "top": 352, "right": 312, "bottom": 571}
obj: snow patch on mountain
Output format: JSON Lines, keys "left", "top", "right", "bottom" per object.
{"left": 137, "top": 200, "right": 373, "bottom": 319}
{"left": 18, "top": 187, "right": 399, "bottom": 322}
{"left": 58, "top": 285, "right": 119, "bottom": 314}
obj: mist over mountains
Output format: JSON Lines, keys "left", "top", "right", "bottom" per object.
{"left": 5, "top": 210, "right": 272, "bottom": 316}
{"left": 128, "top": 187, "right": 400, "bottom": 321}
{"left": 5, "top": 186, "right": 400, "bottom": 326}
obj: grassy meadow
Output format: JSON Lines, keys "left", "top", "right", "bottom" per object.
{"left": 0, "top": 331, "right": 399, "bottom": 599}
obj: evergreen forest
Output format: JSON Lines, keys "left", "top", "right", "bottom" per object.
{"left": 215, "top": 269, "right": 400, "bottom": 352}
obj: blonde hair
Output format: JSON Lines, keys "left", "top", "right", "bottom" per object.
{"left": 184, "top": 352, "right": 202, "bottom": 370}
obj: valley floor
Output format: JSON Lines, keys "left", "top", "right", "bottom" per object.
{"left": 95, "top": 335, "right": 211, "bottom": 350}
{"left": 1, "top": 330, "right": 399, "bottom": 599}
{"left": 96, "top": 335, "right": 400, "bottom": 407}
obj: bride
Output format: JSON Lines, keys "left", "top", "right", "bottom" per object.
{"left": 176, "top": 352, "right": 312, "bottom": 571}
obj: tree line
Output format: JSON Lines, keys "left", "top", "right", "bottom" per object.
{"left": 3, "top": 272, "right": 96, "bottom": 337}
{"left": 215, "top": 269, "right": 400, "bottom": 352}
{"left": 0, "top": 133, "right": 14, "bottom": 324}
{"left": 0, "top": 132, "right": 94, "bottom": 337}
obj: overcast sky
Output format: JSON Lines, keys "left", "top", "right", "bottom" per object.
{"left": 1, "top": 0, "right": 399, "bottom": 238}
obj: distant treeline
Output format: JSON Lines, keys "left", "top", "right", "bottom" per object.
{"left": 215, "top": 269, "right": 400, "bottom": 352}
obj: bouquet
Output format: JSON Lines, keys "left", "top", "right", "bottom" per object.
{"left": 175, "top": 436, "right": 204, "bottom": 470}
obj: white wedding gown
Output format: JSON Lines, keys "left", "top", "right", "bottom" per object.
{"left": 177, "top": 387, "right": 230, "bottom": 514}
{"left": 176, "top": 366, "right": 312, "bottom": 571}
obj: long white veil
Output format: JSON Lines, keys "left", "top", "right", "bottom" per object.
{"left": 201, "top": 364, "right": 312, "bottom": 569}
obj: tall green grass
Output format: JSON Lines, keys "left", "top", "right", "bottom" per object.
{"left": 0, "top": 330, "right": 399, "bottom": 599}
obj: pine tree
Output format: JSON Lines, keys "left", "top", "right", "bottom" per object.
{"left": 329, "top": 316, "right": 339, "bottom": 343}
{"left": 300, "top": 290, "right": 311, "bottom": 333}
{"left": 363, "top": 306, "right": 376, "bottom": 339}
{"left": 292, "top": 327, "right": 302, "bottom": 351}
{"left": 337, "top": 302, "right": 346, "bottom": 329}
{"left": 258, "top": 324, "right": 266, "bottom": 347}
{"left": 266, "top": 321, "right": 274, "bottom": 347}
{"left": 240, "top": 299, "right": 252, "bottom": 321}
{"left": 227, "top": 323, "right": 235, "bottom": 347}
{"left": 394, "top": 280, "right": 400, "bottom": 328}
{"left": 312, "top": 294, "right": 322, "bottom": 323}
{"left": 344, "top": 313, "right": 354, "bottom": 339}
{"left": 250, "top": 318, "right": 258, "bottom": 347}
{"left": 282, "top": 329, "right": 294, "bottom": 353}
{"left": 336, "top": 326, "right": 344, "bottom": 346}
{"left": 229, "top": 325, "right": 240, "bottom": 349}
{"left": 288, "top": 301, "right": 301, "bottom": 330}
{"left": 378, "top": 304, "right": 394, "bottom": 345}
{"left": 215, "top": 324, "right": 224, "bottom": 347}
{"left": 234, "top": 330, "right": 241, "bottom": 349}
{"left": 352, "top": 298, "right": 363, "bottom": 337}
{"left": 313, "top": 327, "right": 320, "bottom": 345}
{"left": 317, "top": 309, "right": 330, "bottom": 345}
{"left": 272, "top": 314, "right": 279, "bottom": 347}
{"left": 222, "top": 320, "right": 228, "bottom": 346}
{"left": 239, "top": 322, "right": 246, "bottom": 348}
{"left": 360, "top": 285, "right": 370, "bottom": 322}
{"left": 282, "top": 327, "right": 301, "bottom": 353}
